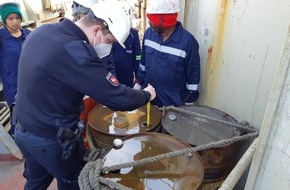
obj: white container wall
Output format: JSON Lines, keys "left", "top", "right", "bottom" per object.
{"left": 179, "top": 0, "right": 290, "bottom": 129}
{"left": 180, "top": 1, "right": 290, "bottom": 189}
{"left": 245, "top": 26, "right": 290, "bottom": 190}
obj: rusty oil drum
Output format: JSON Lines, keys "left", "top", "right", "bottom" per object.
{"left": 87, "top": 104, "right": 162, "bottom": 148}
{"left": 102, "top": 132, "right": 204, "bottom": 190}
{"left": 162, "top": 105, "right": 241, "bottom": 183}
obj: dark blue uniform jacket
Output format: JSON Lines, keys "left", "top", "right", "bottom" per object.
{"left": 15, "top": 19, "right": 150, "bottom": 138}
{"left": 0, "top": 27, "right": 30, "bottom": 106}
{"left": 112, "top": 28, "right": 141, "bottom": 87}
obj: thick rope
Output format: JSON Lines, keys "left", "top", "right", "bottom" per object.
{"left": 84, "top": 128, "right": 109, "bottom": 162}
{"left": 80, "top": 129, "right": 133, "bottom": 190}
{"left": 83, "top": 147, "right": 108, "bottom": 163}
{"left": 79, "top": 159, "right": 134, "bottom": 190}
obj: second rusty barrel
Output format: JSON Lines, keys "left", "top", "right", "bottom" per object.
{"left": 162, "top": 105, "right": 241, "bottom": 183}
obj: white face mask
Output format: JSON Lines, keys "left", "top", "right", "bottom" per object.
{"left": 93, "top": 31, "right": 112, "bottom": 59}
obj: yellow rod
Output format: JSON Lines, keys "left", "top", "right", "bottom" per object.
{"left": 147, "top": 102, "right": 150, "bottom": 126}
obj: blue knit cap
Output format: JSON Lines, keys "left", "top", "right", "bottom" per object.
{"left": 0, "top": 4, "right": 22, "bottom": 24}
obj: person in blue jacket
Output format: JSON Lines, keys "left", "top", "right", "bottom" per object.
{"left": 112, "top": 27, "right": 141, "bottom": 87}
{"left": 134, "top": 0, "right": 200, "bottom": 107}
{"left": 14, "top": 1, "right": 156, "bottom": 190}
{"left": 0, "top": 2, "right": 30, "bottom": 136}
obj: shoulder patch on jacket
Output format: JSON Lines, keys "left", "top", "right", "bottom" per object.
{"left": 106, "top": 72, "right": 119, "bottom": 86}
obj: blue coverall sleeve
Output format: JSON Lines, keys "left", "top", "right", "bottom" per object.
{"left": 184, "top": 37, "right": 200, "bottom": 103}
{"left": 136, "top": 35, "right": 146, "bottom": 86}
{"left": 132, "top": 29, "right": 141, "bottom": 79}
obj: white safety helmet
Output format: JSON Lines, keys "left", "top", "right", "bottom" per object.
{"left": 0, "top": 0, "right": 20, "bottom": 8}
{"left": 117, "top": 0, "right": 131, "bottom": 15}
{"left": 117, "top": 0, "right": 133, "bottom": 27}
{"left": 91, "top": 1, "right": 130, "bottom": 48}
{"left": 72, "top": 0, "right": 94, "bottom": 9}
{"left": 146, "top": 0, "right": 180, "bottom": 14}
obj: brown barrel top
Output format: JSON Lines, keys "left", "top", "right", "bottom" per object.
{"left": 88, "top": 104, "right": 162, "bottom": 137}
{"left": 102, "top": 132, "right": 204, "bottom": 190}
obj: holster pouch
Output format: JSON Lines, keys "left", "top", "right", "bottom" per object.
{"left": 57, "top": 124, "right": 83, "bottom": 160}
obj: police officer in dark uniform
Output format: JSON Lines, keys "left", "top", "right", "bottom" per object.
{"left": 14, "top": 1, "right": 156, "bottom": 190}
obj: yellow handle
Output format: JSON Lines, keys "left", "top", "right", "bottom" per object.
{"left": 147, "top": 102, "right": 150, "bottom": 126}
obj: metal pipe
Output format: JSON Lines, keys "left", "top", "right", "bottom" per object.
{"left": 218, "top": 138, "right": 258, "bottom": 190}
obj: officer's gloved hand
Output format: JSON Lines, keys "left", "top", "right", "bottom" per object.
{"left": 133, "top": 83, "right": 142, "bottom": 90}
{"left": 143, "top": 84, "right": 156, "bottom": 101}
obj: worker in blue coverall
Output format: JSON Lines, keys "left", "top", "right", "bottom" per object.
{"left": 14, "top": 1, "right": 156, "bottom": 190}
{"left": 0, "top": 1, "right": 30, "bottom": 137}
{"left": 112, "top": 27, "right": 141, "bottom": 87}
{"left": 134, "top": 0, "right": 200, "bottom": 107}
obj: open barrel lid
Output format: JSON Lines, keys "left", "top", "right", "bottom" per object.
{"left": 162, "top": 105, "right": 240, "bottom": 146}
{"left": 102, "top": 132, "right": 204, "bottom": 190}
{"left": 87, "top": 104, "right": 162, "bottom": 137}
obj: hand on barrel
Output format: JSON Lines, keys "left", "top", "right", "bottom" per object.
{"left": 143, "top": 84, "right": 156, "bottom": 101}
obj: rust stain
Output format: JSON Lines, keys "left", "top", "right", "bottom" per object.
{"left": 204, "top": 45, "right": 213, "bottom": 94}
{"left": 206, "top": 0, "right": 229, "bottom": 105}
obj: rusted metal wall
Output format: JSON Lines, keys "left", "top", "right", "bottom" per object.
{"left": 180, "top": 0, "right": 290, "bottom": 129}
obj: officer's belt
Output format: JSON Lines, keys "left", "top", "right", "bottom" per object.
{"left": 16, "top": 122, "right": 58, "bottom": 139}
